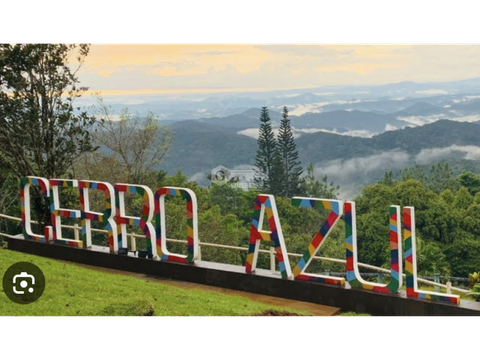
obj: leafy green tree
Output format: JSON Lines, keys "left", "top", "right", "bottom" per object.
{"left": 428, "top": 162, "right": 459, "bottom": 194}
{"left": 302, "top": 164, "right": 339, "bottom": 199}
{"left": 420, "top": 195, "right": 458, "bottom": 244}
{"left": 269, "top": 152, "right": 285, "bottom": 197}
{"left": 156, "top": 170, "right": 209, "bottom": 210}
{"left": 82, "top": 98, "right": 173, "bottom": 184}
{"left": 0, "top": 173, "right": 21, "bottom": 239}
{"left": 354, "top": 183, "right": 395, "bottom": 266}
{"left": 380, "top": 171, "right": 395, "bottom": 187}
{"left": 461, "top": 203, "right": 480, "bottom": 236}
{"left": 440, "top": 189, "right": 455, "bottom": 204}
{"left": 400, "top": 162, "right": 459, "bottom": 194}
{"left": 209, "top": 184, "right": 258, "bottom": 225}
{"left": 392, "top": 179, "right": 429, "bottom": 210}
{"left": 415, "top": 237, "right": 451, "bottom": 276}
{"left": 353, "top": 175, "right": 480, "bottom": 275}
{"left": 444, "top": 238, "right": 480, "bottom": 277}
{"left": 355, "top": 212, "right": 392, "bottom": 267}
{"left": 453, "top": 186, "right": 473, "bottom": 211}
{"left": 400, "top": 162, "right": 427, "bottom": 184}
{"left": 198, "top": 206, "right": 249, "bottom": 265}
{"left": 0, "top": 44, "right": 96, "bottom": 179}
{"left": 276, "top": 106, "right": 303, "bottom": 197}
{"left": 254, "top": 107, "right": 277, "bottom": 192}
{"left": 0, "top": 44, "right": 96, "bottom": 226}
{"left": 458, "top": 171, "right": 480, "bottom": 195}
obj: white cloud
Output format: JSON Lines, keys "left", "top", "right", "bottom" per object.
{"left": 301, "top": 128, "right": 376, "bottom": 138}
{"left": 280, "top": 93, "right": 301, "bottom": 98}
{"left": 288, "top": 99, "right": 369, "bottom": 116}
{"left": 316, "top": 150, "right": 410, "bottom": 177}
{"left": 385, "top": 124, "right": 399, "bottom": 131}
{"left": 398, "top": 113, "right": 480, "bottom": 126}
{"left": 308, "top": 144, "right": 480, "bottom": 199}
{"left": 237, "top": 127, "right": 302, "bottom": 139}
{"left": 237, "top": 128, "right": 260, "bottom": 139}
{"left": 415, "top": 89, "right": 448, "bottom": 95}
{"left": 289, "top": 104, "right": 323, "bottom": 116}
{"left": 237, "top": 126, "right": 376, "bottom": 139}
{"left": 189, "top": 171, "right": 207, "bottom": 183}
{"left": 415, "top": 145, "right": 480, "bottom": 164}
{"left": 452, "top": 95, "right": 480, "bottom": 104}
{"left": 314, "top": 145, "right": 480, "bottom": 180}
{"left": 313, "top": 92, "right": 336, "bottom": 96}
{"left": 310, "top": 150, "right": 411, "bottom": 199}
{"left": 453, "top": 115, "right": 480, "bottom": 122}
{"left": 294, "top": 128, "right": 328, "bottom": 134}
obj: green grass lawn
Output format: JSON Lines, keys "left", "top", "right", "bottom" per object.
{"left": 0, "top": 249, "right": 311, "bottom": 316}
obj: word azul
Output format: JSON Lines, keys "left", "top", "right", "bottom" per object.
{"left": 19, "top": 176, "right": 460, "bottom": 305}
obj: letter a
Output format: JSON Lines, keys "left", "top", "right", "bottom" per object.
{"left": 245, "top": 194, "right": 292, "bottom": 279}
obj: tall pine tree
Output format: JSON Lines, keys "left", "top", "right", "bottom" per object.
{"left": 254, "top": 107, "right": 278, "bottom": 192}
{"left": 276, "top": 106, "right": 303, "bottom": 197}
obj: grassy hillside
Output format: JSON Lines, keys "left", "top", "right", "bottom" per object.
{"left": 0, "top": 249, "right": 310, "bottom": 316}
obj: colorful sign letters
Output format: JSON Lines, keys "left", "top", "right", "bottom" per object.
{"left": 115, "top": 184, "right": 156, "bottom": 257}
{"left": 155, "top": 187, "right": 199, "bottom": 263}
{"left": 245, "top": 194, "right": 292, "bottom": 279}
{"left": 20, "top": 176, "right": 51, "bottom": 242}
{"left": 49, "top": 179, "right": 82, "bottom": 247}
{"left": 291, "top": 197, "right": 345, "bottom": 285}
{"left": 345, "top": 202, "right": 402, "bottom": 293}
{"left": 79, "top": 180, "right": 117, "bottom": 253}
{"left": 403, "top": 207, "right": 460, "bottom": 304}
{"left": 18, "top": 176, "right": 460, "bottom": 305}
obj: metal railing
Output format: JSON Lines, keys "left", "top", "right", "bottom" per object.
{"left": 0, "top": 212, "right": 470, "bottom": 295}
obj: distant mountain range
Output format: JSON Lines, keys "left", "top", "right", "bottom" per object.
{"left": 90, "top": 76, "right": 480, "bottom": 197}
{"left": 160, "top": 120, "right": 480, "bottom": 197}
{"left": 162, "top": 97, "right": 480, "bottom": 141}
{"left": 166, "top": 107, "right": 410, "bottom": 136}
{"left": 96, "top": 76, "right": 480, "bottom": 121}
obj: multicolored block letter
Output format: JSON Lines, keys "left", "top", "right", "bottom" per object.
{"left": 291, "top": 197, "right": 344, "bottom": 285}
{"left": 344, "top": 202, "right": 403, "bottom": 293}
{"left": 114, "top": 184, "right": 156, "bottom": 258}
{"left": 20, "top": 176, "right": 52, "bottom": 241}
{"left": 154, "top": 187, "right": 199, "bottom": 263}
{"left": 403, "top": 206, "right": 460, "bottom": 304}
{"left": 49, "top": 179, "right": 82, "bottom": 247}
{"left": 79, "top": 180, "right": 117, "bottom": 253}
{"left": 245, "top": 194, "right": 292, "bottom": 279}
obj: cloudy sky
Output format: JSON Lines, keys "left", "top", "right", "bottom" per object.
{"left": 77, "top": 45, "right": 480, "bottom": 97}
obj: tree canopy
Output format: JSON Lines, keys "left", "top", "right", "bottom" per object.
{"left": 0, "top": 44, "right": 96, "bottom": 179}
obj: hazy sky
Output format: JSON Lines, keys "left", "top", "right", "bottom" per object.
{"left": 78, "top": 45, "right": 480, "bottom": 96}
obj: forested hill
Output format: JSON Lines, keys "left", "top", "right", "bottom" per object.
{"left": 296, "top": 120, "right": 480, "bottom": 165}
{"left": 371, "top": 120, "right": 480, "bottom": 153}
{"left": 160, "top": 119, "right": 480, "bottom": 182}
{"left": 162, "top": 120, "right": 257, "bottom": 176}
